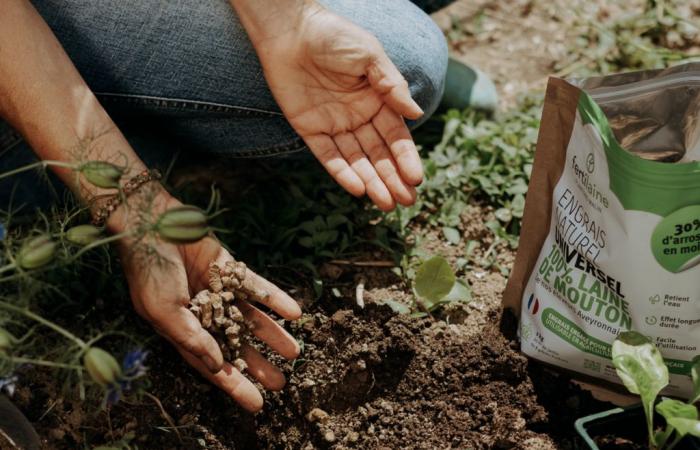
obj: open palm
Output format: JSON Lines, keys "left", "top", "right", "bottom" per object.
{"left": 256, "top": 6, "right": 425, "bottom": 211}
{"left": 118, "top": 194, "right": 301, "bottom": 412}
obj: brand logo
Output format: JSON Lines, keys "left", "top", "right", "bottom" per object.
{"left": 586, "top": 152, "right": 595, "bottom": 173}
{"left": 527, "top": 293, "right": 540, "bottom": 315}
{"left": 572, "top": 155, "right": 609, "bottom": 209}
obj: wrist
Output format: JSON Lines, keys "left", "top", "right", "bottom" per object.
{"left": 104, "top": 183, "right": 178, "bottom": 235}
{"left": 229, "top": 0, "right": 321, "bottom": 49}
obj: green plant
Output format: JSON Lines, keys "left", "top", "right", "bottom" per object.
{"left": 0, "top": 157, "right": 218, "bottom": 408}
{"left": 412, "top": 96, "right": 540, "bottom": 237}
{"left": 557, "top": 0, "right": 699, "bottom": 78}
{"left": 411, "top": 255, "right": 470, "bottom": 314}
{"left": 612, "top": 331, "right": 700, "bottom": 449}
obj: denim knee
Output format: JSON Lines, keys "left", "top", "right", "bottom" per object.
{"left": 400, "top": 16, "right": 449, "bottom": 127}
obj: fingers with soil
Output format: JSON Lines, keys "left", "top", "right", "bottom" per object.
{"left": 149, "top": 300, "right": 224, "bottom": 373}
{"left": 242, "top": 270, "right": 302, "bottom": 320}
{"left": 240, "top": 344, "right": 287, "bottom": 391}
{"left": 237, "top": 301, "right": 301, "bottom": 360}
{"left": 175, "top": 344, "right": 264, "bottom": 413}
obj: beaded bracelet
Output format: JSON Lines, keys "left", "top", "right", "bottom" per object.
{"left": 91, "top": 169, "right": 162, "bottom": 226}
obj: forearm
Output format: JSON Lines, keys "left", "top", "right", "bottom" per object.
{"left": 229, "top": 0, "right": 319, "bottom": 48}
{"left": 0, "top": 1, "right": 149, "bottom": 206}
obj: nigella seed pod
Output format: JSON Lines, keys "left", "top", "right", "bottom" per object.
{"left": 17, "top": 235, "right": 56, "bottom": 270}
{"left": 0, "top": 328, "right": 13, "bottom": 352}
{"left": 66, "top": 224, "right": 103, "bottom": 245}
{"left": 155, "top": 206, "right": 210, "bottom": 244}
{"left": 84, "top": 347, "right": 122, "bottom": 387}
{"left": 79, "top": 161, "right": 124, "bottom": 189}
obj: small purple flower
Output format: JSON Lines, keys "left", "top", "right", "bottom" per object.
{"left": 122, "top": 349, "right": 149, "bottom": 380}
{"left": 0, "top": 375, "right": 18, "bottom": 397}
{"left": 0, "top": 223, "right": 5, "bottom": 241}
{"left": 104, "top": 349, "right": 149, "bottom": 406}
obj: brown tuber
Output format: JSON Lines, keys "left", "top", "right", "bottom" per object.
{"left": 189, "top": 259, "right": 267, "bottom": 372}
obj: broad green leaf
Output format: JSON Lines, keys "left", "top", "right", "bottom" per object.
{"left": 298, "top": 237, "right": 314, "bottom": 248}
{"left": 667, "top": 417, "right": 700, "bottom": 437}
{"left": 326, "top": 214, "right": 348, "bottom": 229}
{"left": 414, "top": 256, "right": 456, "bottom": 307}
{"left": 495, "top": 208, "right": 512, "bottom": 222}
{"left": 691, "top": 355, "right": 700, "bottom": 403}
{"left": 612, "top": 331, "right": 669, "bottom": 397}
{"left": 656, "top": 398, "right": 698, "bottom": 422}
{"left": 612, "top": 331, "right": 669, "bottom": 443}
{"left": 442, "top": 227, "right": 461, "bottom": 245}
{"left": 443, "top": 279, "right": 472, "bottom": 303}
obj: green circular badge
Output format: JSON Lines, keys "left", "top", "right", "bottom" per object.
{"left": 651, "top": 205, "right": 700, "bottom": 273}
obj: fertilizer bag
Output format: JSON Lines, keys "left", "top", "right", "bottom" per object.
{"left": 504, "top": 63, "right": 700, "bottom": 397}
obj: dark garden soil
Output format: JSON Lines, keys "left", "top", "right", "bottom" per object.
{"left": 8, "top": 202, "right": 617, "bottom": 450}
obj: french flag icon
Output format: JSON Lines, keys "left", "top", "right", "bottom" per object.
{"left": 527, "top": 293, "right": 540, "bottom": 315}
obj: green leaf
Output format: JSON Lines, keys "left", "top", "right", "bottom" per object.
{"left": 495, "top": 208, "right": 512, "bottom": 222}
{"left": 667, "top": 417, "right": 700, "bottom": 437}
{"left": 377, "top": 299, "right": 411, "bottom": 315}
{"left": 443, "top": 279, "right": 471, "bottom": 303}
{"left": 656, "top": 398, "right": 698, "bottom": 423}
{"left": 442, "top": 227, "right": 461, "bottom": 245}
{"left": 465, "top": 240, "right": 479, "bottom": 257}
{"left": 414, "top": 256, "right": 456, "bottom": 307}
{"left": 612, "top": 332, "right": 669, "bottom": 397}
{"left": 612, "top": 331, "right": 669, "bottom": 443}
{"left": 691, "top": 355, "right": 700, "bottom": 403}
{"left": 326, "top": 214, "right": 348, "bottom": 229}
{"left": 298, "top": 236, "right": 314, "bottom": 248}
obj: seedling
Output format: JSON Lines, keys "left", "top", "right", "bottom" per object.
{"left": 612, "top": 331, "right": 700, "bottom": 449}
{"left": 412, "top": 255, "right": 470, "bottom": 314}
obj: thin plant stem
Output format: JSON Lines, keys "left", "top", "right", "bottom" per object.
{"left": 4, "top": 356, "right": 82, "bottom": 371}
{"left": 656, "top": 425, "right": 674, "bottom": 449}
{"left": 0, "top": 301, "right": 86, "bottom": 349}
{"left": 667, "top": 433, "right": 683, "bottom": 450}
{"left": 0, "top": 263, "right": 15, "bottom": 275}
{"left": 69, "top": 230, "right": 132, "bottom": 261}
{"left": 0, "top": 160, "right": 76, "bottom": 181}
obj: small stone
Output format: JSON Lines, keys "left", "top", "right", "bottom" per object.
{"left": 300, "top": 378, "right": 316, "bottom": 389}
{"left": 306, "top": 408, "right": 329, "bottom": 424}
{"left": 323, "top": 430, "right": 336, "bottom": 443}
{"left": 350, "top": 359, "right": 367, "bottom": 372}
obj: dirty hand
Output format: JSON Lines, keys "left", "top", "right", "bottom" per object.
{"left": 238, "top": 1, "right": 424, "bottom": 211}
{"left": 113, "top": 191, "right": 302, "bottom": 412}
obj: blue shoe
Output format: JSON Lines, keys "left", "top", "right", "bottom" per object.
{"left": 440, "top": 57, "right": 498, "bottom": 113}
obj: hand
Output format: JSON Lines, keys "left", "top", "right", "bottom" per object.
{"left": 114, "top": 191, "right": 301, "bottom": 412}
{"left": 253, "top": 4, "right": 425, "bottom": 211}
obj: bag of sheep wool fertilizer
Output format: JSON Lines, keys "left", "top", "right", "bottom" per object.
{"left": 504, "top": 62, "right": 700, "bottom": 397}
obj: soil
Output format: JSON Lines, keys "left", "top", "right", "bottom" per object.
{"left": 8, "top": 200, "right": 617, "bottom": 450}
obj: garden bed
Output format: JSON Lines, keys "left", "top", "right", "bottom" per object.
{"left": 2, "top": 0, "right": 698, "bottom": 448}
{"left": 8, "top": 203, "right": 609, "bottom": 449}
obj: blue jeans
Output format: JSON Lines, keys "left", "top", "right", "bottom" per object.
{"left": 0, "top": 0, "right": 448, "bottom": 207}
